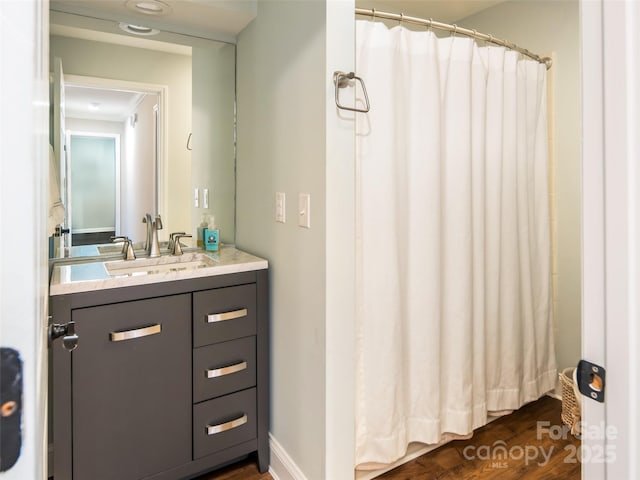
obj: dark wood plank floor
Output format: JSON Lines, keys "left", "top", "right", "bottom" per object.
{"left": 377, "top": 396, "right": 580, "bottom": 480}
{"left": 195, "top": 396, "right": 580, "bottom": 480}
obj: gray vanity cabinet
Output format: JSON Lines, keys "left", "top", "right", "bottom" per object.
{"left": 72, "top": 295, "right": 192, "bottom": 480}
{"left": 50, "top": 270, "right": 269, "bottom": 480}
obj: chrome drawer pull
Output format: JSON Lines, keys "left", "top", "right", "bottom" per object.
{"left": 206, "top": 308, "right": 247, "bottom": 323}
{"left": 110, "top": 324, "right": 161, "bottom": 342}
{"left": 206, "top": 414, "right": 248, "bottom": 435}
{"left": 206, "top": 361, "right": 247, "bottom": 379}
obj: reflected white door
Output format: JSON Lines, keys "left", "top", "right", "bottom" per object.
{"left": 53, "top": 57, "right": 69, "bottom": 248}
{"left": 67, "top": 133, "right": 119, "bottom": 242}
{"left": 0, "top": 0, "right": 49, "bottom": 479}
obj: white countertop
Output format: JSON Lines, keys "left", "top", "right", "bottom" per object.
{"left": 50, "top": 247, "right": 268, "bottom": 296}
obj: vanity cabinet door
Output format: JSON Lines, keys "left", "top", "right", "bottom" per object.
{"left": 70, "top": 294, "right": 191, "bottom": 480}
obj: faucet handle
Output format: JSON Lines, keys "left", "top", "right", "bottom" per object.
{"left": 155, "top": 215, "right": 163, "bottom": 230}
{"left": 110, "top": 236, "right": 136, "bottom": 260}
{"left": 110, "top": 236, "right": 128, "bottom": 253}
{"left": 171, "top": 234, "right": 192, "bottom": 256}
{"left": 168, "top": 231, "right": 186, "bottom": 250}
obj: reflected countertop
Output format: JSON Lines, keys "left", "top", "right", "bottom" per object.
{"left": 50, "top": 246, "right": 268, "bottom": 296}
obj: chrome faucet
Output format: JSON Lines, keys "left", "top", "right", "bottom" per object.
{"left": 111, "top": 236, "right": 136, "bottom": 260}
{"left": 142, "top": 213, "right": 163, "bottom": 258}
{"left": 170, "top": 234, "right": 192, "bottom": 256}
{"left": 167, "top": 231, "right": 186, "bottom": 252}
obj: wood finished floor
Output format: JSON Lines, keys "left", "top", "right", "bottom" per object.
{"left": 195, "top": 396, "right": 580, "bottom": 480}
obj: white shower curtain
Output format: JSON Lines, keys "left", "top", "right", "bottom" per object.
{"left": 355, "top": 20, "right": 557, "bottom": 467}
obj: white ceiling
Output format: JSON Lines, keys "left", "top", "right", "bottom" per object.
{"left": 50, "top": 0, "right": 258, "bottom": 42}
{"left": 65, "top": 84, "right": 146, "bottom": 122}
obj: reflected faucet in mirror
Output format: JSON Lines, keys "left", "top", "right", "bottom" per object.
{"left": 110, "top": 236, "right": 136, "bottom": 260}
{"left": 143, "top": 214, "right": 163, "bottom": 258}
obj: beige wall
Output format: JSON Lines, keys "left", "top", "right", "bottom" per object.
{"left": 460, "top": 0, "right": 582, "bottom": 373}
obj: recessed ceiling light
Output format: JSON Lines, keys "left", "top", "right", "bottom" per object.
{"left": 88, "top": 102, "right": 101, "bottom": 111}
{"left": 125, "top": 0, "right": 172, "bottom": 16}
{"left": 118, "top": 22, "right": 160, "bottom": 36}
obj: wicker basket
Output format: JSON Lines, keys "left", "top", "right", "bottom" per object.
{"left": 559, "top": 367, "right": 581, "bottom": 436}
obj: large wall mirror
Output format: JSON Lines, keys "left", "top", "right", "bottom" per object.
{"left": 50, "top": 11, "right": 236, "bottom": 257}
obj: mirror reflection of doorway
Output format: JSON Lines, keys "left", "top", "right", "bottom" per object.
{"left": 68, "top": 133, "right": 119, "bottom": 245}
{"left": 62, "top": 78, "right": 162, "bottom": 247}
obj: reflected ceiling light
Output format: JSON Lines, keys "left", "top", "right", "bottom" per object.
{"left": 125, "top": 0, "right": 172, "bottom": 16}
{"left": 118, "top": 22, "right": 160, "bottom": 36}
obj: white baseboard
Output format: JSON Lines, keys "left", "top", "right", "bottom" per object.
{"left": 269, "top": 434, "right": 309, "bottom": 480}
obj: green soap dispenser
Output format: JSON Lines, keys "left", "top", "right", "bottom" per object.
{"left": 204, "top": 216, "right": 219, "bottom": 252}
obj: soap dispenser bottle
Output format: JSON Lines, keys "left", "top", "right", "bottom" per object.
{"left": 197, "top": 214, "right": 209, "bottom": 248}
{"left": 204, "top": 216, "right": 220, "bottom": 252}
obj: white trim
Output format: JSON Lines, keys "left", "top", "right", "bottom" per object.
{"left": 601, "top": 1, "right": 640, "bottom": 477}
{"left": 325, "top": 1, "right": 356, "bottom": 479}
{"left": 71, "top": 227, "right": 115, "bottom": 234}
{"left": 626, "top": 4, "right": 640, "bottom": 478}
{"left": 268, "top": 434, "right": 310, "bottom": 480}
{"left": 579, "top": 2, "right": 607, "bottom": 479}
{"left": 64, "top": 74, "right": 166, "bottom": 96}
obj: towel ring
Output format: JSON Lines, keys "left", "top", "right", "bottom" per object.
{"left": 333, "top": 71, "right": 370, "bottom": 113}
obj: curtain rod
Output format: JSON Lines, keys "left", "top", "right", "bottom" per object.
{"left": 355, "top": 8, "right": 552, "bottom": 69}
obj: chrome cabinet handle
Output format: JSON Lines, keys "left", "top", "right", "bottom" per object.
{"left": 110, "top": 324, "right": 161, "bottom": 342}
{"left": 206, "top": 414, "right": 248, "bottom": 435}
{"left": 206, "top": 308, "right": 247, "bottom": 323}
{"left": 206, "top": 361, "right": 247, "bottom": 379}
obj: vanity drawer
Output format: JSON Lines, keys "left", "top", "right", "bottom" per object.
{"left": 193, "top": 388, "right": 256, "bottom": 460}
{"left": 193, "top": 284, "right": 256, "bottom": 347}
{"left": 193, "top": 336, "right": 256, "bottom": 403}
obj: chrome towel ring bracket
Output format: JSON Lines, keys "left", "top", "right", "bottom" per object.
{"left": 333, "top": 71, "right": 370, "bottom": 113}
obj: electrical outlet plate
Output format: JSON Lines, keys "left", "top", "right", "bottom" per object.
{"left": 298, "top": 193, "right": 310, "bottom": 228}
{"left": 275, "top": 192, "right": 285, "bottom": 223}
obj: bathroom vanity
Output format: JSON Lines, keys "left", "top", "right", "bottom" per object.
{"left": 49, "top": 247, "right": 269, "bottom": 480}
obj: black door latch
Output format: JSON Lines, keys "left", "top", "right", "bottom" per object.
{"left": 1, "top": 347, "right": 23, "bottom": 472}
{"left": 49, "top": 321, "right": 79, "bottom": 351}
{"left": 576, "top": 359, "right": 605, "bottom": 403}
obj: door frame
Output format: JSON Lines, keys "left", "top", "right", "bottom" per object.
{"left": 580, "top": 1, "right": 640, "bottom": 478}
{"left": 0, "top": 0, "right": 49, "bottom": 478}
{"left": 63, "top": 74, "right": 169, "bottom": 230}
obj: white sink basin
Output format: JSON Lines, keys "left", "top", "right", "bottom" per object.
{"left": 97, "top": 241, "right": 145, "bottom": 255}
{"left": 97, "top": 244, "right": 124, "bottom": 255}
{"left": 105, "top": 253, "right": 217, "bottom": 277}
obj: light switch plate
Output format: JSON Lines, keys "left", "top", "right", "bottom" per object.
{"left": 194, "top": 188, "right": 199, "bottom": 208}
{"left": 203, "top": 188, "right": 209, "bottom": 209}
{"left": 275, "top": 192, "right": 286, "bottom": 223}
{"left": 298, "top": 193, "right": 310, "bottom": 228}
